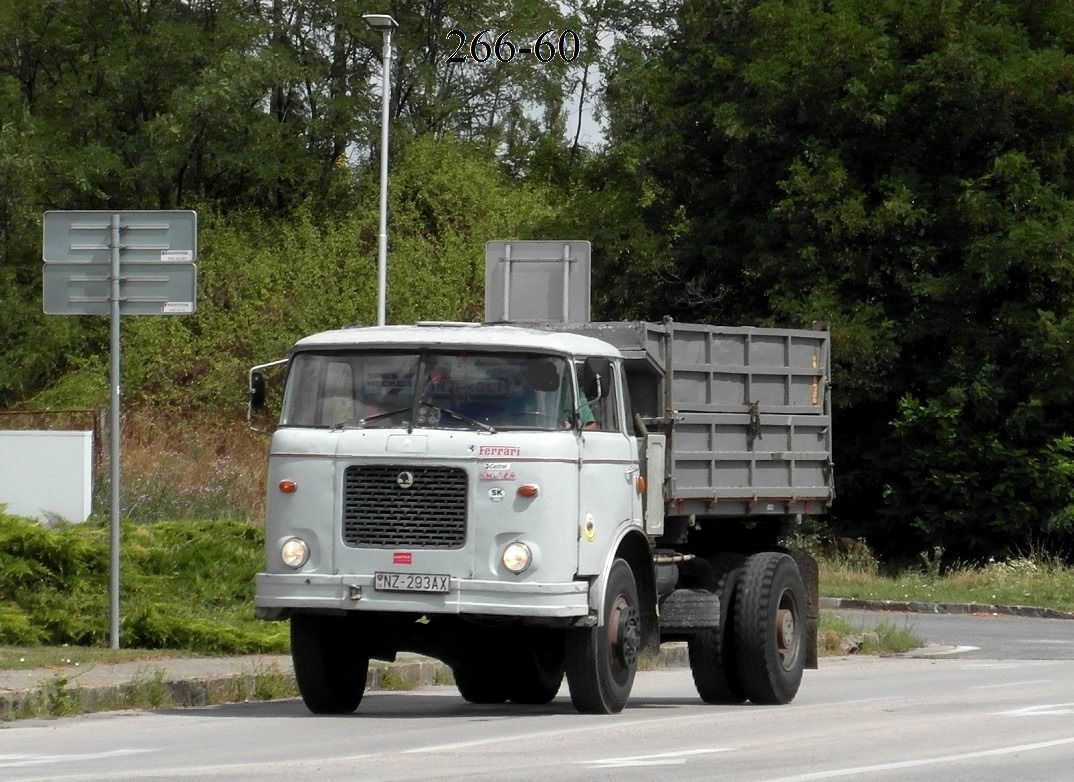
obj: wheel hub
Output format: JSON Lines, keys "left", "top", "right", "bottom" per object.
{"left": 776, "top": 590, "right": 800, "bottom": 669}
{"left": 615, "top": 603, "right": 641, "bottom": 668}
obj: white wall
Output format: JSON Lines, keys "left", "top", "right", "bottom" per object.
{"left": 0, "top": 431, "right": 93, "bottom": 523}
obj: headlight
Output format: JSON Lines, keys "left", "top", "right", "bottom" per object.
{"left": 280, "top": 537, "right": 310, "bottom": 569}
{"left": 502, "top": 541, "right": 532, "bottom": 574}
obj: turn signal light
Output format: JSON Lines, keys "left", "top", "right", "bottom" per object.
{"left": 636, "top": 476, "right": 646, "bottom": 494}
{"left": 279, "top": 480, "right": 297, "bottom": 494}
{"left": 517, "top": 484, "right": 540, "bottom": 498}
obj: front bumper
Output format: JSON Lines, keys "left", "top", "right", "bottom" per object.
{"left": 255, "top": 572, "right": 591, "bottom": 620}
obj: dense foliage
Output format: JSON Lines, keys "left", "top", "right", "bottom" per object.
{"left": 3, "top": 0, "right": 1074, "bottom": 560}
{"left": 602, "top": 0, "right": 1074, "bottom": 558}
{"left": 0, "top": 512, "right": 285, "bottom": 651}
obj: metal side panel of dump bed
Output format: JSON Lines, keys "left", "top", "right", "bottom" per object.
{"left": 552, "top": 319, "right": 833, "bottom": 518}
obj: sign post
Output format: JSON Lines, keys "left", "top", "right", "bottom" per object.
{"left": 43, "top": 210, "right": 198, "bottom": 649}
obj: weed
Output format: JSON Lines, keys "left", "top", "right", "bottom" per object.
{"left": 251, "top": 664, "right": 297, "bottom": 701}
{"left": 918, "top": 546, "right": 945, "bottom": 580}
{"left": 127, "top": 670, "right": 168, "bottom": 708}
{"left": 44, "top": 675, "right": 80, "bottom": 717}
{"left": 817, "top": 613, "right": 924, "bottom": 657}
{"left": 377, "top": 666, "right": 419, "bottom": 691}
{"left": 92, "top": 415, "right": 269, "bottom": 525}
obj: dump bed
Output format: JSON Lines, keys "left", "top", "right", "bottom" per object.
{"left": 559, "top": 320, "right": 833, "bottom": 518}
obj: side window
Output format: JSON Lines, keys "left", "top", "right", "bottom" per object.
{"left": 580, "top": 357, "right": 622, "bottom": 433}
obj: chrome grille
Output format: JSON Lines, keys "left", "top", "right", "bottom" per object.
{"left": 342, "top": 465, "right": 468, "bottom": 548}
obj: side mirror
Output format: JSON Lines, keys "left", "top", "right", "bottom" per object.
{"left": 582, "top": 357, "right": 612, "bottom": 400}
{"left": 249, "top": 371, "right": 267, "bottom": 410}
{"left": 246, "top": 358, "right": 289, "bottom": 434}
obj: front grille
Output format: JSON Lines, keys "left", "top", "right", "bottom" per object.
{"left": 343, "top": 465, "right": 468, "bottom": 548}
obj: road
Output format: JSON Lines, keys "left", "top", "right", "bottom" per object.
{"left": 2, "top": 613, "right": 1073, "bottom": 782}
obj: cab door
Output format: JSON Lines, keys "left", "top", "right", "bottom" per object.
{"left": 576, "top": 358, "right": 641, "bottom": 576}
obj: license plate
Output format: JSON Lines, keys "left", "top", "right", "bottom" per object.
{"left": 374, "top": 571, "right": 450, "bottom": 593}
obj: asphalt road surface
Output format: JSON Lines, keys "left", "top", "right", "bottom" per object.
{"left": 3, "top": 612, "right": 1073, "bottom": 782}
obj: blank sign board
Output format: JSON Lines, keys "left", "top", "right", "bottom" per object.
{"left": 485, "top": 240, "right": 591, "bottom": 323}
{"left": 0, "top": 431, "right": 93, "bottom": 523}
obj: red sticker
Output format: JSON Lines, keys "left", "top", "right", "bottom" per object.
{"left": 393, "top": 552, "right": 413, "bottom": 565}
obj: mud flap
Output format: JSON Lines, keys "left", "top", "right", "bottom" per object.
{"left": 791, "top": 550, "right": 820, "bottom": 669}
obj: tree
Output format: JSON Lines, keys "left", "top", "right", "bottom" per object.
{"left": 603, "top": 0, "right": 1074, "bottom": 558}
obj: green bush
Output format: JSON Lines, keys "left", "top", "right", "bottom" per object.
{"left": 0, "top": 513, "right": 284, "bottom": 653}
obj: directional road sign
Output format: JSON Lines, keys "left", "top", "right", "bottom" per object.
{"left": 43, "top": 210, "right": 197, "bottom": 263}
{"left": 43, "top": 262, "right": 197, "bottom": 315}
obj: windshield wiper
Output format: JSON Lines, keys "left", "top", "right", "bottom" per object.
{"left": 422, "top": 403, "right": 497, "bottom": 433}
{"left": 359, "top": 406, "right": 413, "bottom": 426}
{"left": 328, "top": 405, "right": 411, "bottom": 430}
{"left": 329, "top": 403, "right": 496, "bottom": 433}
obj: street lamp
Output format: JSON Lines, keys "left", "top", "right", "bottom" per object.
{"left": 363, "top": 13, "right": 398, "bottom": 327}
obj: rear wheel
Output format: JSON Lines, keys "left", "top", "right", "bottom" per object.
{"left": 688, "top": 553, "right": 747, "bottom": 704}
{"left": 734, "top": 552, "right": 806, "bottom": 705}
{"left": 565, "top": 558, "right": 640, "bottom": 714}
{"left": 290, "top": 614, "right": 369, "bottom": 714}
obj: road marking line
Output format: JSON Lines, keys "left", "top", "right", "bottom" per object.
{"left": 0, "top": 749, "right": 152, "bottom": 769}
{"left": 972, "top": 679, "right": 1051, "bottom": 690}
{"left": 583, "top": 748, "right": 733, "bottom": 768}
{"left": 917, "top": 645, "right": 979, "bottom": 655}
{"left": 756, "top": 737, "right": 1074, "bottom": 782}
{"left": 962, "top": 661, "right": 1051, "bottom": 670}
{"left": 998, "top": 703, "right": 1074, "bottom": 716}
{"left": 403, "top": 716, "right": 661, "bottom": 754}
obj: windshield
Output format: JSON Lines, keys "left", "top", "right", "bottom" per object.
{"left": 280, "top": 349, "right": 575, "bottom": 431}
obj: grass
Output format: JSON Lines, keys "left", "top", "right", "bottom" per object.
{"left": 0, "top": 645, "right": 189, "bottom": 669}
{"left": 818, "top": 613, "right": 923, "bottom": 656}
{"left": 818, "top": 544, "right": 1074, "bottom": 613}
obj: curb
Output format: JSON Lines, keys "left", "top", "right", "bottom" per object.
{"left": 821, "top": 597, "right": 1074, "bottom": 620}
{"left": 1, "top": 644, "right": 691, "bottom": 719}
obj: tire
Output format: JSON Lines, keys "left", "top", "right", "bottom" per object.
{"left": 733, "top": 552, "right": 806, "bottom": 705}
{"left": 290, "top": 614, "right": 369, "bottom": 714}
{"left": 565, "top": 558, "right": 640, "bottom": 714}
{"left": 509, "top": 630, "right": 566, "bottom": 705}
{"left": 688, "top": 553, "right": 748, "bottom": 704}
{"left": 453, "top": 659, "right": 510, "bottom": 704}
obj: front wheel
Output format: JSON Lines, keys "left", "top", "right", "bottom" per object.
{"left": 290, "top": 614, "right": 369, "bottom": 714}
{"left": 453, "top": 658, "right": 510, "bottom": 704}
{"left": 734, "top": 552, "right": 806, "bottom": 705}
{"left": 509, "top": 629, "right": 566, "bottom": 705}
{"left": 452, "top": 636, "right": 509, "bottom": 704}
{"left": 565, "top": 558, "right": 640, "bottom": 714}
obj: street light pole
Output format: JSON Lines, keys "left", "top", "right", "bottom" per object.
{"left": 363, "top": 13, "right": 398, "bottom": 327}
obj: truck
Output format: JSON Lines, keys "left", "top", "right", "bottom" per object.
{"left": 248, "top": 240, "right": 833, "bottom": 715}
